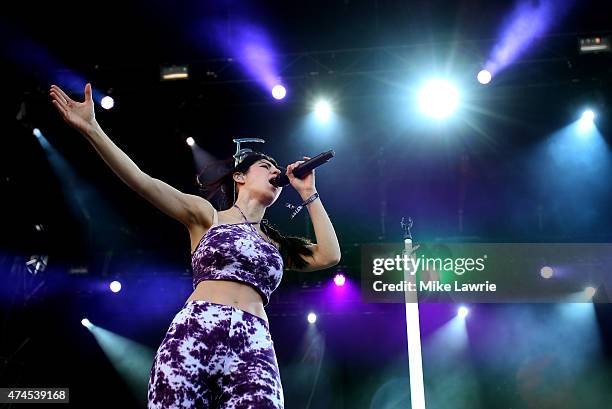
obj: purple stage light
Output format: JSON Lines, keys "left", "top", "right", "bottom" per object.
{"left": 211, "top": 21, "right": 280, "bottom": 94}
{"left": 333, "top": 273, "right": 346, "bottom": 287}
{"left": 271, "top": 84, "right": 286, "bottom": 100}
{"left": 186, "top": 137, "right": 195, "bottom": 147}
{"left": 477, "top": 69, "right": 492, "bottom": 85}
{"left": 458, "top": 306, "right": 469, "bottom": 318}
{"left": 109, "top": 280, "right": 122, "bottom": 293}
{"left": 307, "top": 312, "right": 317, "bottom": 324}
{"left": 484, "top": 0, "right": 575, "bottom": 76}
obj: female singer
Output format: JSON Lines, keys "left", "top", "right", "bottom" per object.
{"left": 50, "top": 83, "right": 341, "bottom": 408}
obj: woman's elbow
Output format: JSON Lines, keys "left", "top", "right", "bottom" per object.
{"left": 322, "top": 253, "right": 341, "bottom": 269}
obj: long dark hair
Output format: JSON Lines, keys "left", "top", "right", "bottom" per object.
{"left": 197, "top": 152, "right": 313, "bottom": 270}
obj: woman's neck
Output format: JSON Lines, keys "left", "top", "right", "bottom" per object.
{"left": 233, "top": 195, "right": 267, "bottom": 223}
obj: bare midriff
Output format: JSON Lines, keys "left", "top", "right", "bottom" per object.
{"left": 186, "top": 280, "right": 268, "bottom": 322}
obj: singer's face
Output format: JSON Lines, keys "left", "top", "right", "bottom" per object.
{"left": 240, "top": 159, "right": 283, "bottom": 204}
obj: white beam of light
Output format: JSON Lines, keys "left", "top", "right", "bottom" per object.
{"left": 89, "top": 325, "right": 155, "bottom": 406}
{"left": 314, "top": 100, "right": 332, "bottom": 122}
{"left": 417, "top": 79, "right": 459, "bottom": 119}
{"left": 404, "top": 238, "right": 426, "bottom": 409}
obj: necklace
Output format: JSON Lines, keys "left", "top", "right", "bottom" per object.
{"left": 232, "top": 204, "right": 274, "bottom": 245}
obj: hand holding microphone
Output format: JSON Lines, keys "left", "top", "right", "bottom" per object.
{"left": 270, "top": 150, "right": 335, "bottom": 188}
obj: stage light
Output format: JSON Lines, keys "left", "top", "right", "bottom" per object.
{"left": 418, "top": 79, "right": 460, "bottom": 119}
{"left": 578, "top": 109, "right": 595, "bottom": 133}
{"left": 110, "top": 280, "right": 122, "bottom": 293}
{"left": 271, "top": 84, "right": 286, "bottom": 100}
{"left": 100, "top": 96, "right": 114, "bottom": 110}
{"left": 186, "top": 137, "right": 195, "bottom": 147}
{"left": 160, "top": 65, "right": 189, "bottom": 81}
{"left": 477, "top": 69, "right": 492, "bottom": 85}
{"left": 33, "top": 128, "right": 42, "bottom": 138}
{"left": 25, "top": 255, "right": 48, "bottom": 275}
{"left": 458, "top": 306, "right": 469, "bottom": 318}
{"left": 540, "top": 266, "right": 554, "bottom": 279}
{"left": 333, "top": 273, "right": 346, "bottom": 287}
{"left": 581, "top": 110, "right": 595, "bottom": 122}
{"left": 307, "top": 312, "right": 317, "bottom": 324}
{"left": 579, "top": 36, "right": 610, "bottom": 54}
{"left": 81, "top": 318, "right": 93, "bottom": 328}
{"left": 584, "top": 286, "right": 596, "bottom": 299}
{"left": 314, "top": 100, "right": 332, "bottom": 122}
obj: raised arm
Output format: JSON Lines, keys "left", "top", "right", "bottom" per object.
{"left": 285, "top": 157, "right": 341, "bottom": 272}
{"left": 49, "top": 83, "right": 213, "bottom": 228}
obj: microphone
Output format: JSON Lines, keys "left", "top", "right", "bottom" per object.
{"left": 270, "top": 150, "right": 335, "bottom": 187}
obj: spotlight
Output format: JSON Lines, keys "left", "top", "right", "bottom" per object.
{"left": 584, "top": 286, "right": 596, "bottom": 298}
{"left": 578, "top": 109, "right": 595, "bottom": 133}
{"left": 540, "top": 266, "right": 554, "bottom": 279}
{"left": 186, "top": 137, "right": 195, "bottom": 147}
{"left": 100, "top": 96, "right": 114, "bottom": 110}
{"left": 33, "top": 128, "right": 42, "bottom": 138}
{"left": 333, "top": 273, "right": 346, "bottom": 287}
{"left": 582, "top": 110, "right": 595, "bottom": 122}
{"left": 314, "top": 100, "right": 332, "bottom": 122}
{"left": 81, "top": 318, "right": 93, "bottom": 328}
{"left": 458, "top": 306, "right": 469, "bottom": 318}
{"left": 477, "top": 70, "right": 492, "bottom": 85}
{"left": 109, "top": 280, "right": 122, "bottom": 293}
{"left": 271, "top": 84, "right": 287, "bottom": 100}
{"left": 418, "top": 79, "right": 460, "bottom": 119}
{"left": 307, "top": 312, "right": 317, "bottom": 324}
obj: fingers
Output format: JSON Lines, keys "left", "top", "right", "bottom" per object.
{"left": 285, "top": 156, "right": 313, "bottom": 175}
{"left": 50, "top": 89, "right": 69, "bottom": 107}
{"left": 50, "top": 85, "right": 74, "bottom": 105}
{"left": 286, "top": 161, "right": 314, "bottom": 179}
{"left": 50, "top": 90, "right": 69, "bottom": 112}
{"left": 286, "top": 162, "right": 301, "bottom": 173}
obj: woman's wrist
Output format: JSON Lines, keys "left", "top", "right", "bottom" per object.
{"left": 298, "top": 188, "right": 318, "bottom": 201}
{"left": 81, "top": 120, "right": 102, "bottom": 141}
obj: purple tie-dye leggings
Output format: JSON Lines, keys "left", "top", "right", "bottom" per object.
{"left": 148, "top": 300, "right": 284, "bottom": 408}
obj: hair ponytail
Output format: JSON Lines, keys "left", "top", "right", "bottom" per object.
{"left": 261, "top": 221, "right": 313, "bottom": 270}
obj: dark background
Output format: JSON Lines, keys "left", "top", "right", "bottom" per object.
{"left": 2, "top": 1, "right": 612, "bottom": 408}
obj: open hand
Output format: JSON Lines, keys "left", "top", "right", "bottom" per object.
{"left": 49, "top": 83, "right": 96, "bottom": 134}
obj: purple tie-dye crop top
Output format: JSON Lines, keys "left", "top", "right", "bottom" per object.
{"left": 191, "top": 209, "right": 284, "bottom": 305}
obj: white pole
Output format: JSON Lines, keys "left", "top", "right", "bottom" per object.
{"left": 404, "top": 238, "right": 426, "bottom": 409}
